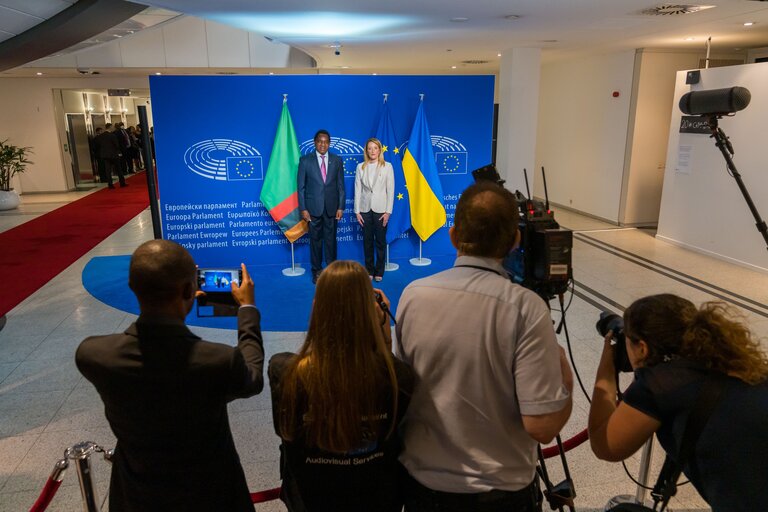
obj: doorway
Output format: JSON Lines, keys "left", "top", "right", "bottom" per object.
{"left": 65, "top": 113, "right": 95, "bottom": 188}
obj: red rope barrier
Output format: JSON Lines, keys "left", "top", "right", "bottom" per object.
{"left": 251, "top": 487, "right": 281, "bottom": 504}
{"left": 29, "top": 477, "right": 63, "bottom": 512}
{"left": 541, "top": 429, "right": 589, "bottom": 459}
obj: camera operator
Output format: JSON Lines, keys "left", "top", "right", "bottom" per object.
{"left": 396, "top": 181, "right": 573, "bottom": 512}
{"left": 76, "top": 240, "right": 264, "bottom": 511}
{"left": 589, "top": 293, "right": 768, "bottom": 511}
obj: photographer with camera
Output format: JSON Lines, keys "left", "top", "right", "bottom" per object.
{"left": 589, "top": 294, "right": 768, "bottom": 511}
{"left": 268, "top": 260, "right": 414, "bottom": 511}
{"left": 76, "top": 240, "right": 264, "bottom": 511}
{"left": 396, "top": 181, "right": 573, "bottom": 512}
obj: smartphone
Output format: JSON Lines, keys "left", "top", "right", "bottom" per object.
{"left": 196, "top": 268, "right": 242, "bottom": 293}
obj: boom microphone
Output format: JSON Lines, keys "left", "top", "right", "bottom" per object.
{"left": 679, "top": 86, "right": 751, "bottom": 116}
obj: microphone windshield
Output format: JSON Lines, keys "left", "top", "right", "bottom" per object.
{"left": 679, "top": 86, "right": 751, "bottom": 116}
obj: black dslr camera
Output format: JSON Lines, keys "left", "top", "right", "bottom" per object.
{"left": 471, "top": 164, "right": 573, "bottom": 299}
{"left": 595, "top": 312, "right": 633, "bottom": 373}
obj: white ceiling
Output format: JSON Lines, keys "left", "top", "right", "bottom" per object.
{"left": 0, "top": 0, "right": 75, "bottom": 44}
{"left": 138, "top": 0, "right": 768, "bottom": 71}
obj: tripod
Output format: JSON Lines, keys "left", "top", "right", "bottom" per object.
{"left": 705, "top": 115, "right": 768, "bottom": 250}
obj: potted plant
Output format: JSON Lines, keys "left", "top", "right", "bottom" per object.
{"left": 0, "top": 139, "right": 32, "bottom": 210}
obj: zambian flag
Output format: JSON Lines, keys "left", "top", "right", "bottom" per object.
{"left": 260, "top": 100, "right": 307, "bottom": 243}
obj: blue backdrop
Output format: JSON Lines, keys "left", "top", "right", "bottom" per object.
{"left": 149, "top": 75, "right": 494, "bottom": 268}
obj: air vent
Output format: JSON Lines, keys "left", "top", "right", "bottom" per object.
{"left": 461, "top": 60, "right": 489, "bottom": 65}
{"left": 638, "top": 4, "right": 713, "bottom": 15}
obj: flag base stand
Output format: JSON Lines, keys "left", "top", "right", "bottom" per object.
{"left": 385, "top": 244, "right": 399, "bottom": 271}
{"left": 282, "top": 266, "right": 305, "bottom": 277}
{"left": 282, "top": 242, "right": 306, "bottom": 277}
{"left": 409, "top": 240, "right": 431, "bottom": 266}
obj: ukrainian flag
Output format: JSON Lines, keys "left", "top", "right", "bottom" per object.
{"left": 402, "top": 101, "right": 446, "bottom": 241}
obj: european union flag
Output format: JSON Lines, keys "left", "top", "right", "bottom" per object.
{"left": 376, "top": 100, "right": 411, "bottom": 244}
{"left": 436, "top": 151, "right": 468, "bottom": 175}
{"left": 226, "top": 156, "right": 263, "bottom": 181}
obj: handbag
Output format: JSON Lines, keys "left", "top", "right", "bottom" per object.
{"left": 607, "top": 373, "right": 727, "bottom": 512}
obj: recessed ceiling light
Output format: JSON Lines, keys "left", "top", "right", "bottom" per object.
{"left": 450, "top": 17, "right": 469, "bottom": 22}
{"left": 36, "top": 72, "right": 43, "bottom": 76}
{"left": 744, "top": 22, "right": 755, "bottom": 27}
{"left": 684, "top": 37, "right": 695, "bottom": 41}
{"left": 451, "top": 65, "right": 457, "bottom": 69}
{"left": 155, "top": 72, "right": 162, "bottom": 75}
{"left": 504, "top": 15, "right": 521, "bottom": 20}
{"left": 372, "top": 73, "right": 377, "bottom": 76}
{"left": 341, "top": 66, "right": 349, "bottom": 69}
{"left": 114, "top": 34, "right": 122, "bottom": 38}
{"left": 269, "top": 72, "right": 274, "bottom": 75}
{"left": 497, "top": 53, "right": 502, "bottom": 57}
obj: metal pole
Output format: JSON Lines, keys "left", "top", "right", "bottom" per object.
{"left": 68, "top": 442, "right": 101, "bottom": 512}
{"left": 137, "top": 106, "right": 162, "bottom": 239}
{"left": 409, "top": 239, "right": 431, "bottom": 266}
{"left": 635, "top": 439, "right": 655, "bottom": 504}
{"left": 385, "top": 243, "right": 399, "bottom": 271}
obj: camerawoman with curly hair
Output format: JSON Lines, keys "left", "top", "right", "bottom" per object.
{"left": 268, "top": 260, "right": 414, "bottom": 512}
{"left": 589, "top": 293, "right": 768, "bottom": 511}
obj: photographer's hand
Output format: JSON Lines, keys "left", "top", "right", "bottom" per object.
{"left": 231, "top": 263, "right": 255, "bottom": 306}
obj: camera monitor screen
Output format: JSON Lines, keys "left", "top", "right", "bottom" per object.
{"left": 197, "top": 268, "right": 241, "bottom": 293}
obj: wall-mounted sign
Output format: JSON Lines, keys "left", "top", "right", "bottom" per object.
{"left": 679, "top": 116, "right": 710, "bottom": 134}
{"left": 108, "top": 89, "right": 131, "bottom": 97}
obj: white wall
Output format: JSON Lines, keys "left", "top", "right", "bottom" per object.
{"left": 621, "top": 50, "right": 700, "bottom": 226}
{"left": 657, "top": 62, "right": 768, "bottom": 272}
{"left": 0, "top": 77, "right": 149, "bottom": 193}
{"left": 535, "top": 50, "right": 635, "bottom": 222}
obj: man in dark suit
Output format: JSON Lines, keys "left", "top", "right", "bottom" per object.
{"left": 95, "top": 123, "right": 126, "bottom": 188}
{"left": 297, "top": 129, "right": 346, "bottom": 284}
{"left": 76, "top": 240, "right": 264, "bottom": 511}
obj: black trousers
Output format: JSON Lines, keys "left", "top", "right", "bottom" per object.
{"left": 402, "top": 471, "right": 540, "bottom": 512}
{"left": 104, "top": 158, "right": 125, "bottom": 187}
{"left": 361, "top": 210, "right": 387, "bottom": 277}
{"left": 309, "top": 213, "right": 337, "bottom": 276}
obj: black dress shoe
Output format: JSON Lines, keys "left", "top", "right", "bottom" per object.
{"left": 108, "top": 185, "right": 115, "bottom": 189}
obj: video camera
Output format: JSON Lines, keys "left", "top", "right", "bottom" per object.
{"left": 472, "top": 164, "right": 573, "bottom": 299}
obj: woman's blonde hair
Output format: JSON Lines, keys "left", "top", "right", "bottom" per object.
{"left": 278, "top": 260, "right": 398, "bottom": 452}
{"left": 364, "top": 138, "right": 385, "bottom": 167}
{"left": 624, "top": 294, "right": 768, "bottom": 384}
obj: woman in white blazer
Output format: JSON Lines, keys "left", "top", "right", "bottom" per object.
{"left": 354, "top": 138, "right": 395, "bottom": 281}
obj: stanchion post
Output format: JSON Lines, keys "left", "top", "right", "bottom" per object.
{"left": 67, "top": 442, "right": 102, "bottom": 512}
{"left": 604, "top": 438, "right": 655, "bottom": 509}
{"left": 137, "top": 106, "right": 162, "bottom": 240}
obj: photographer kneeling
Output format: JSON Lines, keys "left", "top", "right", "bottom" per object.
{"left": 589, "top": 293, "right": 768, "bottom": 511}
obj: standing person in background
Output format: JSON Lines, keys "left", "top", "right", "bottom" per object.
{"left": 297, "top": 130, "right": 346, "bottom": 284}
{"left": 589, "top": 294, "right": 768, "bottom": 512}
{"left": 354, "top": 138, "right": 394, "bottom": 282}
{"left": 269, "top": 260, "right": 414, "bottom": 511}
{"left": 91, "top": 127, "right": 107, "bottom": 183}
{"left": 134, "top": 125, "right": 145, "bottom": 170}
{"left": 115, "top": 122, "right": 133, "bottom": 174}
{"left": 96, "top": 123, "right": 126, "bottom": 188}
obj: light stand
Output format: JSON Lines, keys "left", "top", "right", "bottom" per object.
{"left": 705, "top": 115, "right": 768, "bottom": 250}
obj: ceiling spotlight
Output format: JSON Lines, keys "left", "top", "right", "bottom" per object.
{"left": 36, "top": 72, "right": 43, "bottom": 76}
{"left": 744, "top": 22, "right": 755, "bottom": 26}
{"left": 269, "top": 72, "right": 274, "bottom": 75}
{"left": 504, "top": 15, "right": 521, "bottom": 20}
{"left": 155, "top": 72, "right": 162, "bottom": 75}
{"left": 450, "top": 17, "right": 469, "bottom": 22}
{"left": 684, "top": 37, "right": 695, "bottom": 41}
{"left": 372, "top": 73, "right": 377, "bottom": 76}
{"left": 497, "top": 53, "right": 502, "bottom": 57}
{"left": 451, "top": 65, "right": 457, "bottom": 69}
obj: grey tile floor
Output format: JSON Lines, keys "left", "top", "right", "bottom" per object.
{"left": 2, "top": 194, "right": 766, "bottom": 511}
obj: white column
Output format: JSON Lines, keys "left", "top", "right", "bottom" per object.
{"left": 496, "top": 48, "right": 542, "bottom": 196}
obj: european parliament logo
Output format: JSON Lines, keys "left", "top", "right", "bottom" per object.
{"left": 398, "top": 135, "right": 468, "bottom": 175}
{"left": 183, "top": 139, "right": 263, "bottom": 181}
{"left": 300, "top": 137, "right": 363, "bottom": 179}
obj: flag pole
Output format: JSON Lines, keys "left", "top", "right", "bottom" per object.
{"left": 385, "top": 244, "right": 399, "bottom": 271}
{"left": 410, "top": 240, "right": 431, "bottom": 266}
{"left": 282, "top": 241, "right": 306, "bottom": 277}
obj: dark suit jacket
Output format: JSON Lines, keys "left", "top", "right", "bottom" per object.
{"left": 297, "top": 151, "right": 345, "bottom": 217}
{"left": 76, "top": 307, "right": 264, "bottom": 512}
{"left": 95, "top": 131, "right": 121, "bottom": 159}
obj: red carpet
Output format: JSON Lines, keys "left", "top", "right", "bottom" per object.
{"left": 0, "top": 173, "right": 149, "bottom": 317}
